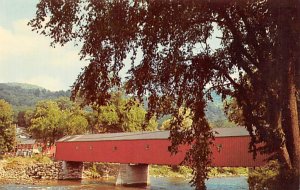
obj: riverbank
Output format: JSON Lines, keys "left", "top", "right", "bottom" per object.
{"left": 0, "top": 155, "right": 55, "bottom": 185}
{"left": 150, "top": 165, "right": 248, "bottom": 179}
{"left": 0, "top": 156, "right": 249, "bottom": 185}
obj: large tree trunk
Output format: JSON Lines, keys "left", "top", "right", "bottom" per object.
{"left": 280, "top": 61, "right": 300, "bottom": 189}
{"left": 274, "top": 1, "right": 300, "bottom": 188}
{"left": 286, "top": 62, "right": 300, "bottom": 187}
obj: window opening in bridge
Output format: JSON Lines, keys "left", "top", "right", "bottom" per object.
{"left": 113, "top": 146, "right": 118, "bottom": 151}
{"left": 145, "top": 144, "right": 150, "bottom": 150}
{"left": 217, "top": 144, "right": 223, "bottom": 152}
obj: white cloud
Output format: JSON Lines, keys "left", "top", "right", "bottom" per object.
{"left": 0, "top": 19, "right": 87, "bottom": 91}
{"left": 1, "top": 19, "right": 81, "bottom": 67}
{"left": 0, "top": 19, "right": 44, "bottom": 59}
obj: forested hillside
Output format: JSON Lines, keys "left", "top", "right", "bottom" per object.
{"left": 205, "top": 96, "right": 235, "bottom": 128}
{"left": 0, "top": 83, "right": 234, "bottom": 127}
{"left": 147, "top": 93, "right": 236, "bottom": 128}
{"left": 0, "top": 83, "right": 70, "bottom": 113}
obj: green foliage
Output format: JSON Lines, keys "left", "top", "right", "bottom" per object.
{"left": 3, "top": 155, "right": 52, "bottom": 170}
{"left": 31, "top": 154, "right": 52, "bottom": 164}
{"left": 248, "top": 160, "right": 296, "bottom": 190}
{"left": 29, "top": 1, "right": 300, "bottom": 189}
{"left": 84, "top": 163, "right": 119, "bottom": 178}
{"left": 90, "top": 92, "right": 157, "bottom": 132}
{"left": 157, "top": 93, "right": 235, "bottom": 128}
{"left": 209, "top": 167, "right": 248, "bottom": 177}
{"left": 150, "top": 165, "right": 247, "bottom": 178}
{"left": 150, "top": 165, "right": 192, "bottom": 178}
{"left": 176, "top": 166, "right": 193, "bottom": 177}
{"left": 160, "top": 107, "right": 193, "bottom": 130}
{"left": 0, "top": 99, "right": 16, "bottom": 154}
{"left": 17, "top": 111, "right": 27, "bottom": 128}
{"left": 28, "top": 98, "right": 88, "bottom": 146}
{"left": 85, "top": 165, "right": 101, "bottom": 178}
{"left": 224, "top": 98, "right": 245, "bottom": 126}
{"left": 4, "top": 157, "right": 35, "bottom": 170}
{"left": 161, "top": 105, "right": 236, "bottom": 130}
{"left": 4, "top": 82, "right": 44, "bottom": 90}
{"left": 206, "top": 95, "right": 236, "bottom": 128}
{"left": 0, "top": 83, "right": 70, "bottom": 120}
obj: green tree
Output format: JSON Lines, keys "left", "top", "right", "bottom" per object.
{"left": 17, "top": 111, "right": 27, "bottom": 127}
{"left": 56, "top": 97, "right": 89, "bottom": 136}
{"left": 29, "top": 100, "right": 62, "bottom": 148}
{"left": 17, "top": 109, "right": 34, "bottom": 128}
{"left": 24, "top": 109, "right": 34, "bottom": 128}
{"left": 90, "top": 92, "right": 157, "bottom": 133}
{"left": 161, "top": 107, "right": 193, "bottom": 130}
{"left": 30, "top": 1, "right": 300, "bottom": 189}
{"left": 28, "top": 99, "right": 88, "bottom": 148}
{"left": 0, "top": 99, "right": 16, "bottom": 154}
{"left": 224, "top": 98, "right": 245, "bottom": 126}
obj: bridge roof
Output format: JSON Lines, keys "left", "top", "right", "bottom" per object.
{"left": 58, "top": 130, "right": 169, "bottom": 142}
{"left": 57, "top": 127, "right": 249, "bottom": 143}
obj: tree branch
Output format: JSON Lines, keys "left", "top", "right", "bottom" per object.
{"left": 236, "top": 7, "right": 264, "bottom": 69}
{"left": 217, "top": 8, "right": 260, "bottom": 72}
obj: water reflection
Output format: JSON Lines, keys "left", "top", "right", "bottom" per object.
{"left": 0, "top": 177, "right": 248, "bottom": 190}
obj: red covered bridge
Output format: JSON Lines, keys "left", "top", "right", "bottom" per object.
{"left": 55, "top": 127, "right": 267, "bottom": 185}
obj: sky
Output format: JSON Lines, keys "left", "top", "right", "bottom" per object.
{"left": 0, "top": 1, "right": 222, "bottom": 92}
{"left": 0, "top": 0, "right": 86, "bottom": 91}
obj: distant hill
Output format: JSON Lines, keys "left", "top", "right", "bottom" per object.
{"left": 144, "top": 92, "right": 236, "bottom": 128}
{"left": 0, "top": 83, "right": 70, "bottom": 113}
{"left": 4, "top": 82, "right": 45, "bottom": 90}
{"left": 205, "top": 93, "right": 235, "bottom": 128}
{"left": 0, "top": 82, "right": 235, "bottom": 127}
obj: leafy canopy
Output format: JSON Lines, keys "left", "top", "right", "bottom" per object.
{"left": 87, "top": 92, "right": 157, "bottom": 133}
{"left": 28, "top": 98, "right": 88, "bottom": 147}
{"left": 30, "top": 1, "right": 300, "bottom": 189}
{"left": 0, "top": 99, "right": 16, "bottom": 153}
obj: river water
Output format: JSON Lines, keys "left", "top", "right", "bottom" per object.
{"left": 0, "top": 177, "right": 249, "bottom": 190}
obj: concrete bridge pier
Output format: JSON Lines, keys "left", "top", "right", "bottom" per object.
{"left": 59, "top": 161, "right": 84, "bottom": 179}
{"left": 116, "top": 164, "right": 150, "bottom": 186}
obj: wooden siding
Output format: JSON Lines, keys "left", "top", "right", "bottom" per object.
{"left": 55, "top": 136, "right": 266, "bottom": 167}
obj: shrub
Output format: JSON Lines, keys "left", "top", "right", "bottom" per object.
{"left": 4, "top": 156, "right": 35, "bottom": 170}
{"left": 178, "top": 166, "right": 193, "bottom": 176}
{"left": 149, "top": 165, "right": 193, "bottom": 178}
{"left": 83, "top": 163, "right": 119, "bottom": 178}
{"left": 248, "top": 160, "right": 296, "bottom": 190}
{"left": 32, "top": 155, "right": 52, "bottom": 164}
{"left": 208, "top": 167, "right": 248, "bottom": 177}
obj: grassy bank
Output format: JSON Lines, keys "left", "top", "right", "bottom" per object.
{"left": 82, "top": 163, "right": 249, "bottom": 179}
{"left": 150, "top": 165, "right": 193, "bottom": 178}
{"left": 0, "top": 155, "right": 52, "bottom": 171}
{"left": 150, "top": 165, "right": 248, "bottom": 179}
{"left": 209, "top": 167, "right": 248, "bottom": 177}
{"left": 2, "top": 155, "right": 52, "bottom": 165}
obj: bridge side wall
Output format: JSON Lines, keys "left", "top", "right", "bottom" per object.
{"left": 211, "top": 137, "right": 267, "bottom": 167}
{"left": 55, "top": 137, "right": 267, "bottom": 167}
{"left": 55, "top": 139, "right": 187, "bottom": 165}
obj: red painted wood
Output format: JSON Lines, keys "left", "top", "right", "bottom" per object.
{"left": 55, "top": 140, "right": 187, "bottom": 165}
{"left": 211, "top": 137, "right": 266, "bottom": 167}
{"left": 55, "top": 136, "right": 266, "bottom": 167}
